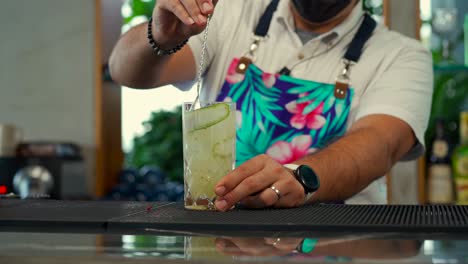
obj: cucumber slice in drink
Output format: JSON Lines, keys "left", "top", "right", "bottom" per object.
{"left": 186, "top": 103, "right": 231, "bottom": 132}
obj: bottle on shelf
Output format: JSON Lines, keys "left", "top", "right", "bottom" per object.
{"left": 453, "top": 111, "right": 468, "bottom": 205}
{"left": 427, "top": 118, "right": 455, "bottom": 204}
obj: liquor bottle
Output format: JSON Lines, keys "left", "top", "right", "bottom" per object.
{"left": 427, "top": 118, "right": 454, "bottom": 204}
{"left": 453, "top": 112, "right": 468, "bottom": 205}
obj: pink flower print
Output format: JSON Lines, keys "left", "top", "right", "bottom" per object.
{"left": 226, "top": 58, "right": 245, "bottom": 84}
{"left": 286, "top": 99, "right": 326, "bottom": 130}
{"left": 266, "top": 135, "right": 313, "bottom": 164}
{"left": 262, "top": 72, "right": 277, "bottom": 88}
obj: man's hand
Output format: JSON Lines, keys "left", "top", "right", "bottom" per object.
{"left": 109, "top": 0, "right": 218, "bottom": 88}
{"left": 214, "top": 155, "right": 306, "bottom": 211}
{"left": 215, "top": 237, "right": 302, "bottom": 257}
{"left": 213, "top": 114, "right": 417, "bottom": 208}
{"left": 153, "top": 0, "right": 218, "bottom": 49}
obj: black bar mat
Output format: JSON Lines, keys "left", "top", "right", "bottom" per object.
{"left": 0, "top": 200, "right": 154, "bottom": 232}
{"left": 109, "top": 203, "right": 468, "bottom": 234}
{"left": 2, "top": 201, "right": 468, "bottom": 235}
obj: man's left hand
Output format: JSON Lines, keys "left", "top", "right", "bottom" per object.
{"left": 214, "top": 154, "right": 306, "bottom": 211}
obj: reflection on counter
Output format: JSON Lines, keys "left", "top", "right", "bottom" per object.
{"left": 3, "top": 232, "right": 468, "bottom": 263}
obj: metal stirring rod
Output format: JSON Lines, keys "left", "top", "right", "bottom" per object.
{"left": 191, "top": 14, "right": 212, "bottom": 111}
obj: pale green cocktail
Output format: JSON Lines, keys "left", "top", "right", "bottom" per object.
{"left": 183, "top": 102, "right": 236, "bottom": 210}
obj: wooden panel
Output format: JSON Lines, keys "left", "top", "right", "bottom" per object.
{"left": 383, "top": 0, "right": 390, "bottom": 27}
{"left": 387, "top": 0, "right": 420, "bottom": 38}
{"left": 418, "top": 157, "right": 427, "bottom": 204}
{"left": 94, "top": 0, "right": 124, "bottom": 197}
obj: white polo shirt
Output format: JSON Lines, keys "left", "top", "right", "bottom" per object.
{"left": 176, "top": 0, "right": 434, "bottom": 204}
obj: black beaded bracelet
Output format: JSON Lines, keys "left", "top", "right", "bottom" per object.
{"left": 147, "top": 17, "right": 188, "bottom": 56}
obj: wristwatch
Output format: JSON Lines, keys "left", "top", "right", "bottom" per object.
{"left": 284, "top": 164, "right": 320, "bottom": 202}
{"left": 296, "top": 238, "right": 318, "bottom": 254}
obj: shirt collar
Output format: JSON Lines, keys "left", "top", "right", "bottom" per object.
{"left": 275, "top": 0, "right": 365, "bottom": 44}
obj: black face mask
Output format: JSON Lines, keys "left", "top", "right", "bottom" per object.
{"left": 292, "top": 0, "right": 353, "bottom": 23}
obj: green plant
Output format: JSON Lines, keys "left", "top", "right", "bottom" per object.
{"left": 123, "top": 0, "right": 156, "bottom": 25}
{"left": 126, "top": 107, "right": 184, "bottom": 183}
{"left": 426, "top": 68, "right": 468, "bottom": 148}
{"left": 363, "top": 0, "right": 383, "bottom": 16}
{"left": 425, "top": 28, "right": 468, "bottom": 148}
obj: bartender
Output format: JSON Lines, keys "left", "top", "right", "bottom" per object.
{"left": 110, "top": 0, "right": 433, "bottom": 210}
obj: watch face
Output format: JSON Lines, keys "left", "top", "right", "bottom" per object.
{"left": 297, "top": 165, "right": 320, "bottom": 192}
{"left": 299, "top": 238, "right": 318, "bottom": 254}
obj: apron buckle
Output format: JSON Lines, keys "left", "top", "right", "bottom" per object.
{"left": 236, "top": 56, "right": 254, "bottom": 74}
{"left": 334, "top": 60, "right": 354, "bottom": 99}
{"left": 334, "top": 81, "right": 349, "bottom": 99}
{"left": 237, "top": 36, "right": 265, "bottom": 74}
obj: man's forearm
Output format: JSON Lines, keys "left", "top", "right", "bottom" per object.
{"left": 109, "top": 23, "right": 171, "bottom": 88}
{"left": 296, "top": 115, "right": 416, "bottom": 203}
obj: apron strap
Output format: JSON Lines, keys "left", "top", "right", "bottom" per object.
{"left": 254, "top": 0, "right": 281, "bottom": 37}
{"left": 344, "top": 14, "right": 377, "bottom": 63}
{"left": 253, "top": 0, "right": 377, "bottom": 64}
{"left": 334, "top": 14, "right": 376, "bottom": 99}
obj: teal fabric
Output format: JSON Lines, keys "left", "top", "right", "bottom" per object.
{"left": 217, "top": 59, "right": 354, "bottom": 166}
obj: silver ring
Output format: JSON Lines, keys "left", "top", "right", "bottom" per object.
{"left": 270, "top": 185, "right": 282, "bottom": 200}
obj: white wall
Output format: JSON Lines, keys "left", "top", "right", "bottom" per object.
{"left": 0, "top": 0, "right": 96, "bottom": 193}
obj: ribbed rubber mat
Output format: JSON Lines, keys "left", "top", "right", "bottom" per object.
{"left": 2, "top": 201, "right": 468, "bottom": 234}
{"left": 110, "top": 203, "right": 468, "bottom": 233}
{"left": 0, "top": 200, "right": 154, "bottom": 232}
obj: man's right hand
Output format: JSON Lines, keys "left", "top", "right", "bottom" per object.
{"left": 152, "top": 0, "right": 218, "bottom": 50}
{"left": 109, "top": 0, "right": 218, "bottom": 88}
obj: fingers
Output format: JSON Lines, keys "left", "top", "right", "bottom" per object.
{"left": 273, "top": 178, "right": 305, "bottom": 208}
{"left": 264, "top": 238, "right": 303, "bottom": 252}
{"left": 240, "top": 178, "right": 305, "bottom": 209}
{"left": 215, "top": 165, "right": 284, "bottom": 211}
{"left": 216, "top": 237, "right": 299, "bottom": 257}
{"left": 215, "top": 238, "right": 245, "bottom": 256}
{"left": 195, "top": 0, "right": 214, "bottom": 15}
{"left": 216, "top": 238, "right": 279, "bottom": 256}
{"left": 162, "top": 0, "right": 195, "bottom": 25}
{"left": 215, "top": 154, "right": 270, "bottom": 197}
{"left": 215, "top": 154, "right": 306, "bottom": 211}
{"left": 240, "top": 184, "right": 284, "bottom": 209}
{"left": 215, "top": 167, "right": 279, "bottom": 211}
{"left": 180, "top": 0, "right": 214, "bottom": 25}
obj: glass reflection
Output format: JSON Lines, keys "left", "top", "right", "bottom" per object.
{"left": 110, "top": 235, "right": 468, "bottom": 263}
{"left": 208, "top": 236, "right": 422, "bottom": 260}
{"left": 3, "top": 232, "right": 468, "bottom": 263}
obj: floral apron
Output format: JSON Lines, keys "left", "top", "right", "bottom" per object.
{"left": 216, "top": 0, "right": 377, "bottom": 166}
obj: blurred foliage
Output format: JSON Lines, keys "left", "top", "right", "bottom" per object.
{"left": 426, "top": 64, "right": 468, "bottom": 148}
{"left": 426, "top": 29, "right": 468, "bottom": 148}
{"left": 363, "top": 0, "right": 384, "bottom": 16}
{"left": 123, "top": 0, "right": 156, "bottom": 25}
{"left": 126, "top": 107, "right": 184, "bottom": 183}
{"left": 122, "top": 0, "right": 183, "bottom": 183}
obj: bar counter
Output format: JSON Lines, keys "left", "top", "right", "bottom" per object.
{"left": 1, "top": 200, "right": 468, "bottom": 263}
